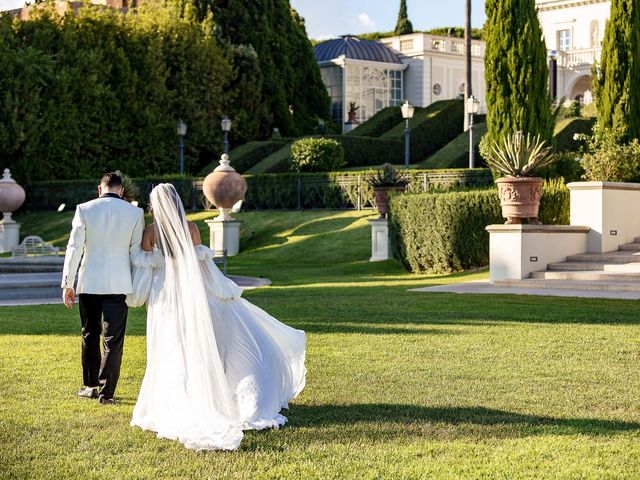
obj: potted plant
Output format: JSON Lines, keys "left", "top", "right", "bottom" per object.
{"left": 347, "top": 102, "right": 359, "bottom": 124}
{"left": 367, "top": 163, "right": 410, "bottom": 219}
{"left": 485, "top": 131, "right": 555, "bottom": 224}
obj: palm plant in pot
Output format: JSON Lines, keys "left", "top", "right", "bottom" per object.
{"left": 367, "top": 163, "right": 410, "bottom": 219}
{"left": 485, "top": 131, "right": 555, "bottom": 224}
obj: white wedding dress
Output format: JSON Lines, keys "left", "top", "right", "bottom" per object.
{"left": 129, "top": 184, "right": 306, "bottom": 451}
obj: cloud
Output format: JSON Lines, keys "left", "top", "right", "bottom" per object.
{"left": 356, "top": 12, "right": 376, "bottom": 32}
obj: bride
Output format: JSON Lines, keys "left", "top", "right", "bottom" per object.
{"left": 129, "top": 183, "right": 306, "bottom": 451}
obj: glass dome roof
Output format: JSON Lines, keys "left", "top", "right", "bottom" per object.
{"left": 313, "top": 35, "right": 402, "bottom": 64}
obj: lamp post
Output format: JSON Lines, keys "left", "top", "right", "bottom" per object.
{"left": 401, "top": 100, "right": 414, "bottom": 168}
{"left": 177, "top": 119, "right": 187, "bottom": 175}
{"left": 466, "top": 95, "right": 480, "bottom": 169}
{"left": 221, "top": 116, "right": 232, "bottom": 155}
{"left": 548, "top": 49, "right": 558, "bottom": 101}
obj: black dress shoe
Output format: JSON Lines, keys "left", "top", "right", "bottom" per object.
{"left": 77, "top": 387, "right": 99, "bottom": 399}
{"left": 98, "top": 396, "right": 115, "bottom": 405}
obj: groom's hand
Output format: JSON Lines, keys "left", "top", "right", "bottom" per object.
{"left": 63, "top": 287, "right": 75, "bottom": 308}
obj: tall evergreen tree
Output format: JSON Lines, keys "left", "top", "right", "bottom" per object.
{"left": 197, "top": 0, "right": 330, "bottom": 138}
{"left": 395, "top": 0, "right": 413, "bottom": 36}
{"left": 484, "top": 0, "right": 552, "bottom": 146}
{"left": 595, "top": 0, "right": 640, "bottom": 142}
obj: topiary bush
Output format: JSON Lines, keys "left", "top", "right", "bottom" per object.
{"left": 290, "top": 137, "right": 345, "bottom": 172}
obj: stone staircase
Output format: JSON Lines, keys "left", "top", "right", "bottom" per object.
{"left": 494, "top": 237, "right": 640, "bottom": 292}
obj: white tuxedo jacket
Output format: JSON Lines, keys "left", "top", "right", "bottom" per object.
{"left": 61, "top": 194, "right": 145, "bottom": 295}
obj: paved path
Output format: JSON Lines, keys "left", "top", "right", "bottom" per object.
{"left": 0, "top": 274, "right": 271, "bottom": 307}
{"left": 411, "top": 279, "right": 640, "bottom": 300}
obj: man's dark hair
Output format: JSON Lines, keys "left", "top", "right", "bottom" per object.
{"left": 100, "top": 171, "right": 123, "bottom": 189}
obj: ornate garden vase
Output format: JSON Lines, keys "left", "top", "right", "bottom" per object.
{"left": 202, "top": 154, "right": 247, "bottom": 221}
{"left": 373, "top": 186, "right": 406, "bottom": 219}
{"left": 495, "top": 176, "right": 544, "bottom": 224}
{"left": 0, "top": 169, "right": 26, "bottom": 223}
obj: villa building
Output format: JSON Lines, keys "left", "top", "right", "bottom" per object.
{"left": 313, "top": 34, "right": 486, "bottom": 129}
{"left": 537, "top": 0, "right": 610, "bottom": 105}
{"left": 314, "top": 0, "right": 611, "bottom": 127}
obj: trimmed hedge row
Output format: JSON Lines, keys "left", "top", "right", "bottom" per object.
{"left": 199, "top": 140, "right": 288, "bottom": 175}
{"left": 24, "top": 176, "right": 194, "bottom": 212}
{"left": 346, "top": 106, "right": 403, "bottom": 137}
{"left": 389, "top": 180, "right": 570, "bottom": 273}
{"left": 383, "top": 100, "right": 465, "bottom": 161}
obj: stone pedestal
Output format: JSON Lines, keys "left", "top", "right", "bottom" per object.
{"left": 0, "top": 220, "right": 20, "bottom": 254}
{"left": 369, "top": 218, "right": 391, "bottom": 262}
{"left": 206, "top": 219, "right": 242, "bottom": 257}
{"left": 486, "top": 224, "right": 590, "bottom": 282}
{"left": 568, "top": 181, "right": 640, "bottom": 253}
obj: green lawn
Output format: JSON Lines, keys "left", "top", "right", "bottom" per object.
{"left": 2, "top": 210, "right": 640, "bottom": 479}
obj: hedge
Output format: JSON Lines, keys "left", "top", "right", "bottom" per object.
{"left": 20, "top": 169, "right": 496, "bottom": 212}
{"left": 554, "top": 117, "right": 596, "bottom": 152}
{"left": 346, "top": 106, "right": 404, "bottom": 137}
{"left": 23, "top": 176, "right": 195, "bottom": 212}
{"left": 199, "top": 140, "right": 288, "bottom": 175}
{"left": 290, "top": 138, "right": 345, "bottom": 172}
{"left": 382, "top": 100, "right": 465, "bottom": 161}
{"left": 389, "top": 179, "right": 570, "bottom": 273}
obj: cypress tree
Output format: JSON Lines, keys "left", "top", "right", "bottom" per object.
{"left": 395, "top": 0, "right": 413, "bottom": 36}
{"left": 595, "top": 0, "right": 640, "bottom": 142}
{"left": 484, "top": 0, "right": 552, "bottom": 146}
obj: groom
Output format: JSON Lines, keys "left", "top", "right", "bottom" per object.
{"left": 61, "top": 172, "right": 145, "bottom": 404}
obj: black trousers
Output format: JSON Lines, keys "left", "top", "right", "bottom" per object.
{"left": 79, "top": 294, "right": 128, "bottom": 399}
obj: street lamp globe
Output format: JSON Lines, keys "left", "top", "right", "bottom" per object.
{"left": 177, "top": 119, "right": 187, "bottom": 136}
{"left": 221, "top": 116, "right": 232, "bottom": 132}
{"left": 466, "top": 95, "right": 479, "bottom": 114}
{"left": 401, "top": 100, "right": 415, "bottom": 120}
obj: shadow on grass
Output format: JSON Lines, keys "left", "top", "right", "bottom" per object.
{"left": 278, "top": 403, "right": 640, "bottom": 441}
{"left": 290, "top": 217, "right": 359, "bottom": 236}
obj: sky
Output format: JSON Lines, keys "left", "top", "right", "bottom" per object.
{"left": 1, "top": 0, "right": 488, "bottom": 39}
{"left": 290, "top": 0, "right": 487, "bottom": 40}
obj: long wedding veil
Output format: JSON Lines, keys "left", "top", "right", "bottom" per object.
{"left": 149, "top": 183, "right": 242, "bottom": 449}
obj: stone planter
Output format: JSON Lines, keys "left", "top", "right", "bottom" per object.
{"left": 0, "top": 169, "right": 26, "bottom": 223}
{"left": 373, "top": 186, "right": 405, "bottom": 219}
{"left": 202, "top": 154, "right": 247, "bottom": 222}
{"left": 495, "top": 176, "right": 544, "bottom": 224}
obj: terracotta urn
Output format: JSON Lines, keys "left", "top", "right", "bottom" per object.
{"left": 373, "top": 186, "right": 406, "bottom": 219}
{"left": 495, "top": 176, "right": 544, "bottom": 224}
{"left": 202, "top": 154, "right": 247, "bottom": 221}
{"left": 0, "top": 169, "right": 26, "bottom": 223}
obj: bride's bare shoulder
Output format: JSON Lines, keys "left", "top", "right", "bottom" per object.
{"left": 187, "top": 221, "right": 202, "bottom": 246}
{"left": 142, "top": 223, "right": 155, "bottom": 251}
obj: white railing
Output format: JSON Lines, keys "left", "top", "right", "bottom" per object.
{"left": 557, "top": 48, "right": 601, "bottom": 68}
{"left": 427, "top": 36, "right": 485, "bottom": 57}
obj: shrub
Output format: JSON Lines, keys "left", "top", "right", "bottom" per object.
{"left": 290, "top": 138, "right": 345, "bottom": 172}
{"left": 539, "top": 178, "right": 570, "bottom": 225}
{"left": 389, "top": 181, "right": 570, "bottom": 273}
{"left": 389, "top": 190, "right": 502, "bottom": 273}
{"left": 538, "top": 151, "right": 584, "bottom": 182}
{"left": 580, "top": 129, "right": 640, "bottom": 182}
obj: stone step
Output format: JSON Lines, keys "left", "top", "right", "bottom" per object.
{"left": 0, "top": 257, "right": 64, "bottom": 273}
{"left": 495, "top": 278, "right": 640, "bottom": 292}
{"left": 619, "top": 243, "right": 640, "bottom": 251}
{"left": 566, "top": 251, "right": 640, "bottom": 263}
{"left": 530, "top": 270, "right": 640, "bottom": 282}
{"left": 547, "top": 261, "right": 640, "bottom": 271}
{"left": 0, "top": 273, "right": 61, "bottom": 301}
